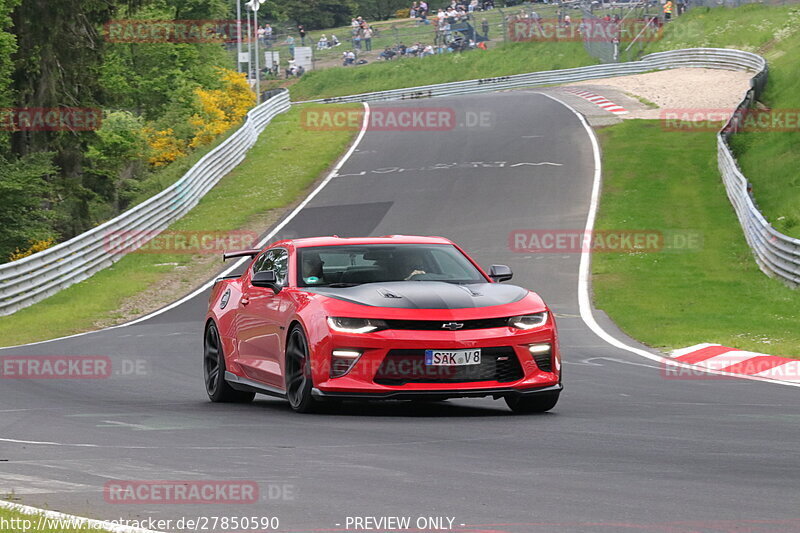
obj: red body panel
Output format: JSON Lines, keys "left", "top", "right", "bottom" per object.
{"left": 206, "top": 236, "right": 561, "bottom": 399}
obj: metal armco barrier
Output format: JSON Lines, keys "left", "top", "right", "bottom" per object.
{"left": 2, "top": 48, "right": 795, "bottom": 319}
{"left": 299, "top": 48, "right": 799, "bottom": 288}
{"left": 0, "top": 90, "right": 291, "bottom": 317}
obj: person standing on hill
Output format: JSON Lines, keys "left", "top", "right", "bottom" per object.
{"left": 297, "top": 24, "right": 306, "bottom": 44}
{"left": 663, "top": 0, "right": 673, "bottom": 20}
{"left": 362, "top": 26, "right": 373, "bottom": 51}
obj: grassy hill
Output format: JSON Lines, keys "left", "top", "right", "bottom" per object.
{"left": 642, "top": 4, "right": 800, "bottom": 238}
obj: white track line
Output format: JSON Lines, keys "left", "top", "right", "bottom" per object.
{"left": 0, "top": 103, "right": 371, "bottom": 351}
{"left": 0, "top": 500, "right": 164, "bottom": 533}
{"left": 538, "top": 92, "right": 799, "bottom": 388}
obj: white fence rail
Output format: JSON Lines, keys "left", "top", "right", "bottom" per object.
{"left": 0, "top": 90, "right": 291, "bottom": 316}
{"left": 2, "top": 48, "right": 795, "bottom": 318}
{"left": 300, "top": 48, "right": 799, "bottom": 287}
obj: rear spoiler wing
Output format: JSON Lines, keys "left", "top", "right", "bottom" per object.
{"left": 222, "top": 249, "right": 261, "bottom": 261}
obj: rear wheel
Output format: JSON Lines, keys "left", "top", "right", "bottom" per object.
{"left": 504, "top": 391, "right": 559, "bottom": 414}
{"left": 285, "top": 325, "right": 318, "bottom": 413}
{"left": 204, "top": 322, "right": 255, "bottom": 403}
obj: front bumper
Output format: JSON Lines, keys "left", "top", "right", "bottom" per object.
{"left": 311, "top": 383, "right": 562, "bottom": 400}
{"left": 313, "top": 323, "right": 560, "bottom": 395}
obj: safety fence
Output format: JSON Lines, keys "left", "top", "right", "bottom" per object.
{"left": 0, "top": 90, "right": 291, "bottom": 317}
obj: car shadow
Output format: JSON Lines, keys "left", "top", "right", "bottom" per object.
{"left": 249, "top": 397, "right": 556, "bottom": 418}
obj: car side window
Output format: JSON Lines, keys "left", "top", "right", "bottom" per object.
{"left": 253, "top": 248, "right": 289, "bottom": 286}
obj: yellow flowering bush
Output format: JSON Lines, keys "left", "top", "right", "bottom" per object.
{"left": 9, "top": 238, "right": 55, "bottom": 262}
{"left": 189, "top": 68, "right": 256, "bottom": 149}
{"left": 143, "top": 127, "right": 187, "bottom": 167}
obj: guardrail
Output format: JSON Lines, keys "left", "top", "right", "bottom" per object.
{"left": 299, "top": 48, "right": 799, "bottom": 288}
{"left": 0, "top": 89, "right": 291, "bottom": 317}
{"left": 295, "top": 48, "right": 765, "bottom": 104}
{"left": 2, "top": 48, "right": 795, "bottom": 319}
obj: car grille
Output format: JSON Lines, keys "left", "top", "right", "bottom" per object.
{"left": 383, "top": 318, "right": 509, "bottom": 331}
{"left": 374, "top": 347, "right": 524, "bottom": 385}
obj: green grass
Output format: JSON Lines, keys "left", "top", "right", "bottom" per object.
{"left": 0, "top": 506, "right": 115, "bottom": 533}
{"left": 644, "top": 4, "right": 800, "bottom": 238}
{"left": 593, "top": 120, "right": 800, "bottom": 357}
{"left": 0, "top": 105, "right": 356, "bottom": 346}
{"left": 290, "top": 40, "right": 597, "bottom": 101}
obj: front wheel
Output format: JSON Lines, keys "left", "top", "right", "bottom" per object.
{"left": 504, "top": 391, "right": 559, "bottom": 414}
{"left": 285, "top": 325, "right": 318, "bottom": 413}
{"left": 204, "top": 322, "right": 254, "bottom": 403}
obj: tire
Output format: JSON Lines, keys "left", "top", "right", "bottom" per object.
{"left": 285, "top": 325, "right": 319, "bottom": 413}
{"left": 204, "top": 322, "right": 255, "bottom": 403}
{"left": 504, "top": 391, "right": 559, "bottom": 414}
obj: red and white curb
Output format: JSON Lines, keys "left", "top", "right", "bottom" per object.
{"left": 670, "top": 343, "right": 800, "bottom": 383}
{"left": 563, "top": 88, "right": 629, "bottom": 115}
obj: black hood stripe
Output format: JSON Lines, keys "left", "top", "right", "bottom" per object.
{"left": 304, "top": 281, "right": 527, "bottom": 309}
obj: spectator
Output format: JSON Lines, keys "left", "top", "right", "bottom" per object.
{"left": 285, "top": 35, "right": 295, "bottom": 59}
{"left": 352, "top": 26, "right": 362, "bottom": 50}
{"left": 469, "top": 0, "right": 478, "bottom": 13}
{"left": 363, "top": 26, "right": 373, "bottom": 51}
{"left": 257, "top": 24, "right": 266, "bottom": 45}
{"left": 481, "top": 18, "right": 489, "bottom": 39}
{"left": 663, "top": 0, "right": 673, "bottom": 20}
{"left": 343, "top": 50, "right": 356, "bottom": 65}
{"left": 410, "top": 1, "right": 418, "bottom": 17}
{"left": 317, "top": 34, "right": 328, "bottom": 49}
{"left": 264, "top": 23, "right": 272, "bottom": 41}
{"left": 380, "top": 46, "right": 396, "bottom": 60}
{"left": 297, "top": 24, "right": 306, "bottom": 45}
{"left": 330, "top": 34, "right": 341, "bottom": 46}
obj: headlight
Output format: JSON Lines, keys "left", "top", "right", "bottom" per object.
{"left": 327, "top": 317, "right": 388, "bottom": 333}
{"left": 508, "top": 312, "right": 548, "bottom": 330}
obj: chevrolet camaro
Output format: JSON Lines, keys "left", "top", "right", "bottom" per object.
{"left": 204, "top": 235, "right": 562, "bottom": 413}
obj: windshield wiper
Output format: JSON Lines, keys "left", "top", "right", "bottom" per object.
{"left": 325, "top": 282, "right": 363, "bottom": 288}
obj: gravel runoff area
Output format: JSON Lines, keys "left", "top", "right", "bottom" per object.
{"left": 567, "top": 67, "right": 754, "bottom": 119}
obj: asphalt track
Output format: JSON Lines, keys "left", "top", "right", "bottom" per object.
{"left": 1, "top": 92, "right": 799, "bottom": 533}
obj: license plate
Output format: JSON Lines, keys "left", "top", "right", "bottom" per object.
{"left": 424, "top": 349, "right": 481, "bottom": 366}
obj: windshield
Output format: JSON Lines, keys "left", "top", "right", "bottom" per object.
{"left": 296, "top": 244, "right": 487, "bottom": 287}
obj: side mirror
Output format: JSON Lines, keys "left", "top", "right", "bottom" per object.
{"left": 252, "top": 270, "right": 281, "bottom": 293}
{"left": 488, "top": 264, "right": 513, "bottom": 282}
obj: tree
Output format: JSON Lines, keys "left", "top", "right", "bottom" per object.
{"left": 0, "top": 152, "right": 56, "bottom": 260}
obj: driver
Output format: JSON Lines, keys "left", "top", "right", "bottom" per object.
{"left": 302, "top": 252, "right": 325, "bottom": 284}
{"left": 396, "top": 251, "right": 426, "bottom": 280}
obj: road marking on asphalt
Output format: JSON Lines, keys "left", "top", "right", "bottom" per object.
{"left": 539, "top": 91, "right": 800, "bottom": 389}
{"left": 0, "top": 102, "right": 373, "bottom": 351}
{"left": 0, "top": 474, "right": 94, "bottom": 494}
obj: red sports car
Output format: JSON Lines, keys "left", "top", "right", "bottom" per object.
{"left": 204, "top": 236, "right": 562, "bottom": 413}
